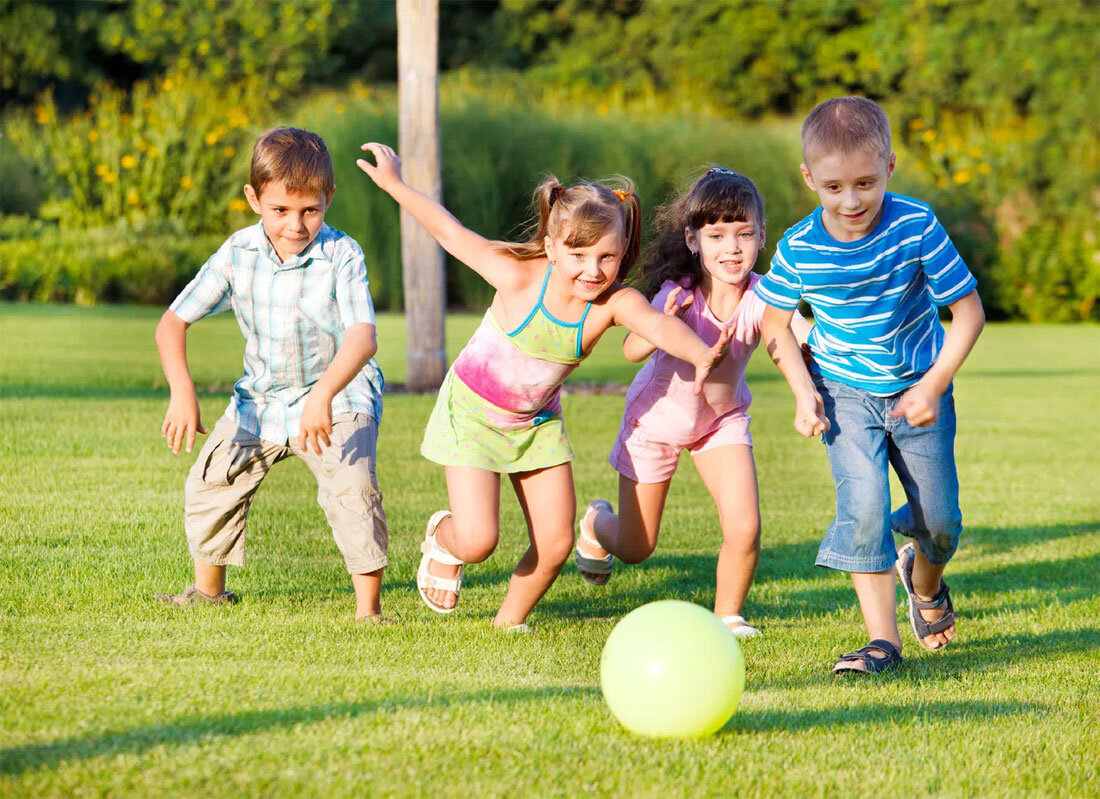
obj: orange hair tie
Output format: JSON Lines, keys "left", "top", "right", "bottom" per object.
{"left": 613, "top": 189, "right": 627, "bottom": 202}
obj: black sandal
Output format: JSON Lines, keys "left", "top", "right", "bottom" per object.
{"left": 896, "top": 542, "right": 956, "bottom": 647}
{"left": 832, "top": 638, "right": 904, "bottom": 675}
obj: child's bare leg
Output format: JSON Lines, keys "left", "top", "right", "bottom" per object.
{"left": 848, "top": 570, "right": 903, "bottom": 671}
{"left": 352, "top": 569, "right": 383, "bottom": 619}
{"left": 494, "top": 463, "right": 577, "bottom": 627}
{"left": 908, "top": 548, "right": 955, "bottom": 649}
{"left": 194, "top": 562, "right": 226, "bottom": 596}
{"left": 424, "top": 466, "right": 501, "bottom": 610}
{"left": 577, "top": 477, "right": 671, "bottom": 582}
{"left": 693, "top": 445, "right": 760, "bottom": 624}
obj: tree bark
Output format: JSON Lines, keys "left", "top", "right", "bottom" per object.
{"left": 397, "top": 0, "right": 446, "bottom": 390}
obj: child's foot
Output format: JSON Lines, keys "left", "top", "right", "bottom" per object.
{"left": 355, "top": 613, "right": 396, "bottom": 625}
{"left": 832, "top": 638, "right": 904, "bottom": 675}
{"left": 417, "top": 511, "right": 464, "bottom": 613}
{"left": 896, "top": 542, "right": 957, "bottom": 650}
{"left": 155, "top": 585, "right": 237, "bottom": 605}
{"left": 575, "top": 500, "right": 614, "bottom": 585}
{"left": 719, "top": 614, "right": 761, "bottom": 638}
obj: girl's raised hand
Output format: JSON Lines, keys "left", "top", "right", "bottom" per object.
{"left": 691, "top": 322, "right": 732, "bottom": 395}
{"left": 356, "top": 143, "right": 403, "bottom": 192}
{"left": 662, "top": 286, "right": 694, "bottom": 316}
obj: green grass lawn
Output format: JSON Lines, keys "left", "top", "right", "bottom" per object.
{"left": 1, "top": 304, "right": 1098, "bottom": 798}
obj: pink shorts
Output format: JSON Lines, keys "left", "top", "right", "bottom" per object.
{"left": 609, "top": 413, "right": 753, "bottom": 484}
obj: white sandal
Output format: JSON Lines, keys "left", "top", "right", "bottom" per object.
{"left": 574, "top": 499, "right": 614, "bottom": 585}
{"left": 720, "top": 615, "right": 762, "bottom": 639}
{"left": 416, "top": 510, "right": 464, "bottom": 614}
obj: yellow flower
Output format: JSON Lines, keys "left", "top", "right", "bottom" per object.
{"left": 227, "top": 108, "right": 250, "bottom": 128}
{"left": 162, "top": 78, "right": 175, "bottom": 92}
{"left": 137, "top": 139, "right": 147, "bottom": 151}
{"left": 94, "top": 163, "right": 109, "bottom": 176}
{"left": 228, "top": 198, "right": 250, "bottom": 212}
{"left": 908, "top": 118, "right": 925, "bottom": 131}
{"left": 978, "top": 162, "right": 992, "bottom": 175}
{"left": 223, "top": 145, "right": 236, "bottom": 158}
{"left": 179, "top": 176, "right": 194, "bottom": 189}
{"left": 148, "top": 146, "right": 160, "bottom": 158}
{"left": 126, "top": 191, "right": 140, "bottom": 206}
{"left": 335, "top": 103, "right": 346, "bottom": 115}
{"left": 921, "top": 129, "right": 937, "bottom": 143}
{"left": 935, "top": 177, "right": 949, "bottom": 189}
{"left": 952, "top": 169, "right": 972, "bottom": 186}
{"left": 968, "top": 146, "right": 982, "bottom": 158}
{"left": 205, "top": 132, "right": 219, "bottom": 146}
{"left": 103, "top": 171, "right": 119, "bottom": 184}
{"left": 121, "top": 154, "right": 137, "bottom": 170}
{"left": 88, "top": 130, "right": 100, "bottom": 143}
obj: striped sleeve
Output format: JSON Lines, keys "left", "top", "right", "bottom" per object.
{"left": 169, "top": 241, "right": 232, "bottom": 323}
{"left": 921, "top": 213, "right": 977, "bottom": 306}
{"left": 754, "top": 240, "right": 803, "bottom": 310}
{"left": 334, "top": 239, "right": 376, "bottom": 329}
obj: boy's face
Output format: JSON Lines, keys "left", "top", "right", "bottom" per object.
{"left": 801, "top": 149, "right": 896, "bottom": 242}
{"left": 244, "top": 180, "right": 334, "bottom": 262}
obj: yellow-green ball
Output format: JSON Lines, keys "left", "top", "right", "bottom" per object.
{"left": 600, "top": 600, "right": 745, "bottom": 737}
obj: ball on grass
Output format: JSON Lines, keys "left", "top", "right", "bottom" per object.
{"left": 600, "top": 600, "right": 745, "bottom": 738}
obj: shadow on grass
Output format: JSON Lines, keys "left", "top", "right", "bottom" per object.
{"left": 724, "top": 698, "right": 1038, "bottom": 735}
{"left": 0, "top": 685, "right": 599, "bottom": 777}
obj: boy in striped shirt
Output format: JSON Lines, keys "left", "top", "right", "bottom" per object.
{"left": 758, "top": 97, "right": 985, "bottom": 674}
{"left": 154, "top": 128, "right": 390, "bottom": 622}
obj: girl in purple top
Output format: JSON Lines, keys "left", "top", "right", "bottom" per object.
{"left": 357, "top": 144, "right": 729, "bottom": 629}
{"left": 576, "top": 168, "right": 811, "bottom": 637}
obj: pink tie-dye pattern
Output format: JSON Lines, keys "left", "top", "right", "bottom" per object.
{"left": 453, "top": 312, "right": 577, "bottom": 429}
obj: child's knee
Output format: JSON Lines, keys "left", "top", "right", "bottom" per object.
{"left": 448, "top": 516, "right": 499, "bottom": 563}
{"left": 617, "top": 538, "right": 657, "bottom": 564}
{"left": 722, "top": 519, "right": 761, "bottom": 554}
{"left": 542, "top": 531, "right": 576, "bottom": 566}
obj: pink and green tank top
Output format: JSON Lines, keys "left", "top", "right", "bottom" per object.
{"left": 452, "top": 265, "right": 592, "bottom": 429}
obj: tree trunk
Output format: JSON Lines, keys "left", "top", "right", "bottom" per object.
{"left": 397, "top": 0, "right": 446, "bottom": 390}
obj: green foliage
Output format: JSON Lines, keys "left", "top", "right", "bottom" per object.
{"left": 5, "top": 70, "right": 264, "bottom": 233}
{"left": 496, "top": 0, "right": 1100, "bottom": 321}
{"left": 0, "top": 218, "right": 222, "bottom": 305}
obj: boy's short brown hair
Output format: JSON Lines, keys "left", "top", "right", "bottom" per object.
{"left": 250, "top": 127, "right": 335, "bottom": 198}
{"left": 801, "top": 96, "right": 892, "bottom": 166}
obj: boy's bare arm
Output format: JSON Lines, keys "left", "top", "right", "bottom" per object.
{"left": 892, "top": 289, "right": 985, "bottom": 426}
{"left": 761, "top": 305, "right": 828, "bottom": 437}
{"left": 299, "top": 323, "right": 378, "bottom": 455}
{"left": 155, "top": 310, "right": 206, "bottom": 454}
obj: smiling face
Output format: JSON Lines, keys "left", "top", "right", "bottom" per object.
{"left": 801, "top": 149, "right": 896, "bottom": 242}
{"left": 686, "top": 217, "right": 765, "bottom": 291}
{"left": 244, "top": 179, "right": 333, "bottom": 262}
{"left": 545, "top": 222, "right": 625, "bottom": 300}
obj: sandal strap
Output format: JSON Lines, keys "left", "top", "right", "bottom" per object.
{"left": 419, "top": 572, "right": 461, "bottom": 593}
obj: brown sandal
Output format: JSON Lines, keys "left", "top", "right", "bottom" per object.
{"left": 155, "top": 585, "right": 237, "bottom": 606}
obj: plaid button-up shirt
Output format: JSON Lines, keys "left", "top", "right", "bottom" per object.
{"left": 170, "top": 221, "right": 384, "bottom": 443}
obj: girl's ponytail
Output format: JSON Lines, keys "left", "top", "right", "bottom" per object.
{"left": 616, "top": 185, "right": 642, "bottom": 281}
{"left": 498, "top": 175, "right": 563, "bottom": 260}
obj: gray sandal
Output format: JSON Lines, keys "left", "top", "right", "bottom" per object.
{"left": 832, "top": 639, "right": 904, "bottom": 675}
{"left": 896, "top": 542, "right": 956, "bottom": 645}
{"left": 155, "top": 585, "right": 237, "bottom": 605}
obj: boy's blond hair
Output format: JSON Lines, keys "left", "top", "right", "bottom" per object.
{"left": 801, "top": 96, "right": 892, "bottom": 166}
{"left": 250, "top": 127, "right": 335, "bottom": 198}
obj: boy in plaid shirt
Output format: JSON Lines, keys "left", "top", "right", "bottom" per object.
{"left": 155, "top": 127, "right": 389, "bottom": 622}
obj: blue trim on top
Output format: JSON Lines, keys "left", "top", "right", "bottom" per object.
{"left": 574, "top": 302, "right": 593, "bottom": 358}
{"left": 507, "top": 264, "right": 592, "bottom": 337}
{"left": 506, "top": 266, "right": 551, "bottom": 337}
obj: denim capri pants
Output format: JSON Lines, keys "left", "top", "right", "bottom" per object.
{"left": 814, "top": 374, "right": 963, "bottom": 573}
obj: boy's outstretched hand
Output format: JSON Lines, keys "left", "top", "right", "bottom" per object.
{"left": 162, "top": 390, "right": 206, "bottom": 454}
{"left": 356, "top": 143, "right": 403, "bottom": 193}
{"left": 298, "top": 387, "right": 334, "bottom": 456}
{"left": 891, "top": 381, "right": 941, "bottom": 427}
{"left": 793, "top": 390, "right": 829, "bottom": 438}
{"left": 691, "top": 322, "right": 732, "bottom": 395}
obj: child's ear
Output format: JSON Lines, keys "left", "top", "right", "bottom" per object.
{"left": 759, "top": 222, "right": 766, "bottom": 248}
{"left": 326, "top": 186, "right": 336, "bottom": 208}
{"left": 885, "top": 153, "right": 897, "bottom": 181}
{"left": 243, "top": 184, "right": 262, "bottom": 214}
{"left": 799, "top": 164, "right": 816, "bottom": 192}
{"left": 544, "top": 235, "right": 554, "bottom": 259}
{"left": 683, "top": 226, "right": 698, "bottom": 254}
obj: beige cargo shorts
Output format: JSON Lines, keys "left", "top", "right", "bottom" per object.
{"left": 184, "top": 412, "right": 388, "bottom": 574}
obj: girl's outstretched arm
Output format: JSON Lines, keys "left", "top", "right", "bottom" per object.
{"left": 622, "top": 285, "right": 694, "bottom": 362}
{"left": 610, "top": 287, "right": 727, "bottom": 394}
{"left": 357, "top": 143, "right": 520, "bottom": 289}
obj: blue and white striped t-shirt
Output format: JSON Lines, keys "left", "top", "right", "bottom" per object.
{"left": 756, "top": 193, "right": 977, "bottom": 395}
{"left": 170, "top": 221, "right": 384, "bottom": 443}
